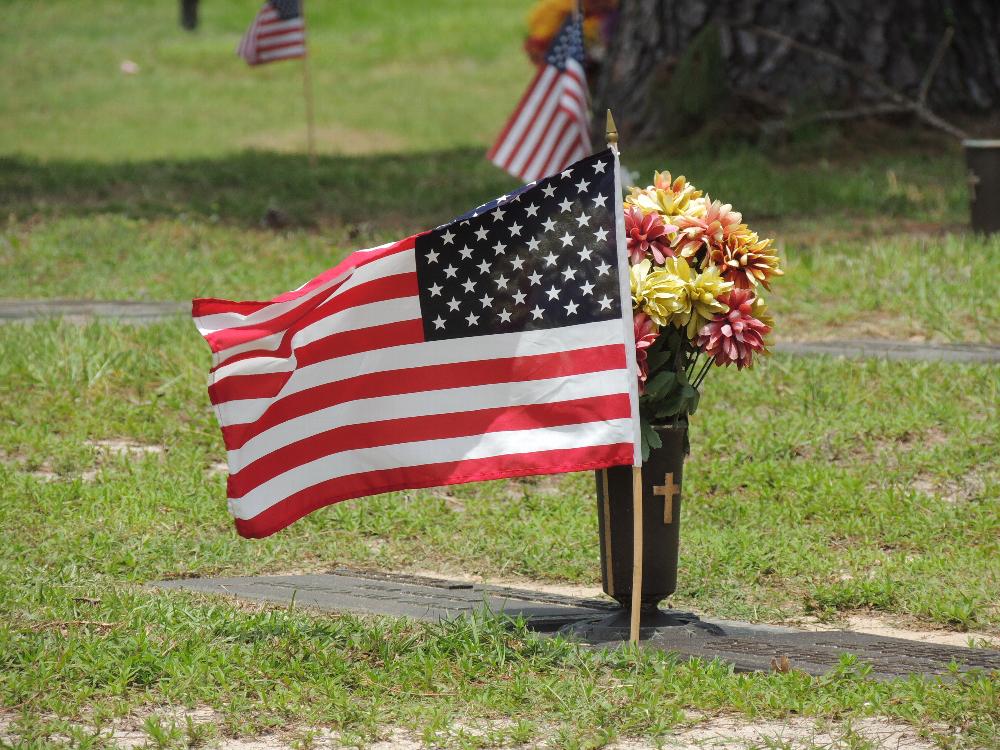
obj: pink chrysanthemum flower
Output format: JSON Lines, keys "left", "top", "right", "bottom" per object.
{"left": 696, "top": 289, "right": 770, "bottom": 370}
{"left": 674, "top": 200, "right": 745, "bottom": 261}
{"left": 634, "top": 311, "right": 659, "bottom": 391}
{"left": 625, "top": 205, "right": 677, "bottom": 265}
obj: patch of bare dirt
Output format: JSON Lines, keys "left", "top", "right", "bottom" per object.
{"left": 909, "top": 470, "right": 988, "bottom": 504}
{"left": 792, "top": 613, "right": 999, "bottom": 649}
{"left": 773, "top": 311, "right": 928, "bottom": 344}
{"left": 792, "top": 425, "right": 955, "bottom": 469}
{"left": 5, "top": 439, "right": 167, "bottom": 483}
{"left": 622, "top": 715, "right": 943, "bottom": 750}
{"left": 86, "top": 438, "right": 165, "bottom": 459}
{"left": 0, "top": 709, "right": 950, "bottom": 750}
{"left": 0, "top": 447, "right": 98, "bottom": 483}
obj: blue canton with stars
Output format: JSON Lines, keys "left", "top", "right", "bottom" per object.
{"left": 268, "top": 0, "right": 301, "bottom": 20}
{"left": 545, "top": 14, "right": 585, "bottom": 70}
{"left": 415, "top": 149, "right": 620, "bottom": 341}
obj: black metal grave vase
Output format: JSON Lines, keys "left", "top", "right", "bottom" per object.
{"left": 589, "top": 423, "right": 689, "bottom": 636}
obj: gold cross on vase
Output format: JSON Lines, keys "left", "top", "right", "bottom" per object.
{"left": 653, "top": 472, "right": 680, "bottom": 525}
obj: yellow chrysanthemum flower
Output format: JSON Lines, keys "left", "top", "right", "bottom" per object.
{"left": 685, "top": 265, "right": 733, "bottom": 339}
{"left": 630, "top": 259, "right": 686, "bottom": 327}
{"left": 751, "top": 294, "right": 775, "bottom": 332}
{"left": 661, "top": 256, "right": 693, "bottom": 313}
{"left": 626, "top": 172, "right": 706, "bottom": 221}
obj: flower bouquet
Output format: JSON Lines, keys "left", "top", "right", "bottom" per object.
{"left": 524, "top": 0, "right": 618, "bottom": 67}
{"left": 625, "top": 172, "right": 783, "bottom": 458}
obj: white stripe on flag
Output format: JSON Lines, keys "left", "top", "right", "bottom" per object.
{"left": 258, "top": 32, "right": 306, "bottom": 49}
{"left": 492, "top": 67, "right": 558, "bottom": 167}
{"left": 196, "top": 251, "right": 411, "bottom": 338}
{"left": 257, "top": 18, "right": 303, "bottom": 34}
{"left": 211, "top": 294, "right": 421, "bottom": 374}
{"left": 229, "top": 418, "right": 634, "bottom": 518}
{"left": 259, "top": 45, "right": 306, "bottom": 62}
{"left": 227, "top": 367, "right": 630, "bottom": 472}
{"left": 520, "top": 110, "right": 569, "bottom": 181}
{"left": 212, "top": 318, "right": 624, "bottom": 419}
{"left": 506, "top": 81, "right": 565, "bottom": 177}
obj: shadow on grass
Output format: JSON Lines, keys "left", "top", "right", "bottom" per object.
{"left": 0, "top": 148, "right": 521, "bottom": 231}
{"left": 0, "top": 143, "right": 967, "bottom": 230}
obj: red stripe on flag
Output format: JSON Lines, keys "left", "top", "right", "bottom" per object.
{"left": 270, "top": 237, "right": 416, "bottom": 304}
{"left": 233, "top": 442, "right": 635, "bottom": 538}
{"left": 227, "top": 394, "right": 632, "bottom": 498}
{"left": 258, "top": 39, "right": 306, "bottom": 54}
{"left": 220, "top": 343, "right": 627, "bottom": 450}
{"left": 257, "top": 23, "right": 305, "bottom": 39}
{"left": 214, "top": 319, "right": 425, "bottom": 417}
{"left": 487, "top": 67, "right": 548, "bottom": 162}
{"left": 211, "top": 371, "right": 289, "bottom": 404}
{"left": 194, "top": 237, "right": 417, "bottom": 328}
{"left": 205, "top": 272, "right": 418, "bottom": 355}
{"left": 502, "top": 74, "right": 564, "bottom": 173}
{"left": 539, "top": 116, "right": 576, "bottom": 178}
{"left": 495, "top": 75, "right": 562, "bottom": 172}
{"left": 520, "top": 109, "right": 568, "bottom": 182}
{"left": 192, "top": 299, "right": 273, "bottom": 317}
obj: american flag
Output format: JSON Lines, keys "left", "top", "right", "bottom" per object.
{"left": 193, "top": 149, "right": 640, "bottom": 539}
{"left": 237, "top": 0, "right": 306, "bottom": 66}
{"left": 488, "top": 14, "right": 591, "bottom": 183}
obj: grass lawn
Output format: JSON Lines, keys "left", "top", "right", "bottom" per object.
{"left": 2, "top": 0, "right": 999, "bottom": 747}
{"left": 1, "top": 321, "right": 997, "bottom": 747}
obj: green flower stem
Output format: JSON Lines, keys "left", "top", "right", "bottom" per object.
{"left": 693, "top": 356, "right": 714, "bottom": 388}
{"left": 685, "top": 352, "right": 701, "bottom": 381}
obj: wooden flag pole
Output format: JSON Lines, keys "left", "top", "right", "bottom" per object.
{"left": 300, "top": 0, "right": 317, "bottom": 167}
{"left": 630, "top": 466, "right": 643, "bottom": 643}
{"left": 607, "top": 109, "right": 643, "bottom": 645}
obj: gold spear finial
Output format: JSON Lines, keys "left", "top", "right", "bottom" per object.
{"left": 605, "top": 109, "right": 618, "bottom": 148}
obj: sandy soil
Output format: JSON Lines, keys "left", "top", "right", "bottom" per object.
{"left": 0, "top": 708, "right": 950, "bottom": 750}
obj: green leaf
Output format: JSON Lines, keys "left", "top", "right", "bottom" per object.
{"left": 644, "top": 370, "right": 677, "bottom": 399}
{"left": 646, "top": 349, "right": 671, "bottom": 372}
{"left": 655, "top": 389, "right": 686, "bottom": 418}
{"left": 640, "top": 418, "right": 662, "bottom": 459}
{"left": 646, "top": 335, "right": 665, "bottom": 356}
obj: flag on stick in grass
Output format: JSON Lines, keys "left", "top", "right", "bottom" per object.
{"left": 237, "top": 0, "right": 306, "bottom": 66}
{"left": 193, "top": 149, "right": 640, "bottom": 538}
{"left": 488, "top": 14, "right": 591, "bottom": 183}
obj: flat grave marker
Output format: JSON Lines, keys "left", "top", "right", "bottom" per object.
{"left": 154, "top": 568, "right": 1000, "bottom": 680}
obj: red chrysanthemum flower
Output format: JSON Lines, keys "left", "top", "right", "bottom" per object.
{"left": 625, "top": 206, "right": 677, "bottom": 265}
{"left": 634, "top": 311, "right": 659, "bottom": 392}
{"left": 696, "top": 289, "right": 770, "bottom": 370}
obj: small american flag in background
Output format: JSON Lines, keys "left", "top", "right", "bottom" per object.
{"left": 488, "top": 14, "right": 591, "bottom": 183}
{"left": 193, "top": 149, "right": 639, "bottom": 538}
{"left": 237, "top": 0, "right": 306, "bottom": 66}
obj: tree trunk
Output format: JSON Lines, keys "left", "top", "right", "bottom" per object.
{"left": 596, "top": 0, "right": 1000, "bottom": 144}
